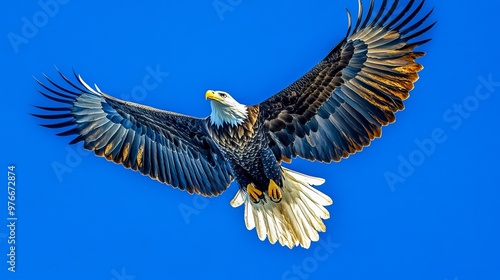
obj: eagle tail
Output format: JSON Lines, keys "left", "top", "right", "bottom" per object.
{"left": 230, "top": 167, "right": 333, "bottom": 249}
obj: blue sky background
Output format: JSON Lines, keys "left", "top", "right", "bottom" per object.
{"left": 1, "top": 1, "right": 499, "bottom": 279}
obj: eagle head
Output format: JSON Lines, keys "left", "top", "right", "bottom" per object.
{"left": 206, "top": 90, "right": 248, "bottom": 127}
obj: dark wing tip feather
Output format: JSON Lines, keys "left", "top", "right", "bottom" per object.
{"left": 344, "top": 8, "right": 353, "bottom": 39}
{"left": 392, "top": 0, "right": 423, "bottom": 31}
{"left": 386, "top": 0, "right": 416, "bottom": 29}
{"left": 39, "top": 120, "right": 75, "bottom": 129}
{"left": 401, "top": 7, "right": 434, "bottom": 36}
{"left": 56, "top": 127, "right": 79, "bottom": 137}
{"left": 42, "top": 73, "right": 81, "bottom": 97}
{"left": 31, "top": 113, "right": 73, "bottom": 120}
{"left": 56, "top": 69, "right": 88, "bottom": 93}
{"left": 352, "top": 0, "right": 364, "bottom": 33}
{"left": 33, "top": 71, "right": 81, "bottom": 137}
{"left": 359, "top": 0, "right": 375, "bottom": 30}
{"left": 69, "top": 135, "right": 85, "bottom": 145}
{"left": 33, "top": 105, "right": 71, "bottom": 112}
{"left": 404, "top": 20, "right": 436, "bottom": 42}
{"left": 34, "top": 70, "right": 232, "bottom": 196}
{"left": 261, "top": 0, "right": 434, "bottom": 163}
{"left": 368, "top": 0, "right": 387, "bottom": 27}
{"left": 378, "top": 0, "right": 399, "bottom": 27}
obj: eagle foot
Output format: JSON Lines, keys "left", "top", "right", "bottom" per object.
{"left": 247, "top": 184, "right": 263, "bottom": 204}
{"left": 268, "top": 179, "right": 282, "bottom": 203}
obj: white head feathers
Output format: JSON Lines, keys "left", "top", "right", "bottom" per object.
{"left": 206, "top": 90, "right": 248, "bottom": 127}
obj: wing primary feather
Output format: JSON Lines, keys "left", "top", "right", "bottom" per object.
{"left": 40, "top": 120, "right": 75, "bottom": 129}
{"left": 41, "top": 74, "right": 80, "bottom": 96}
{"left": 344, "top": 8, "right": 353, "bottom": 38}
{"left": 359, "top": 0, "right": 375, "bottom": 29}
{"left": 405, "top": 38, "right": 432, "bottom": 50}
{"left": 94, "top": 84, "right": 103, "bottom": 93}
{"left": 178, "top": 152, "right": 194, "bottom": 192}
{"left": 120, "top": 129, "right": 136, "bottom": 167}
{"left": 34, "top": 105, "right": 70, "bottom": 112}
{"left": 76, "top": 74, "right": 100, "bottom": 94}
{"left": 35, "top": 70, "right": 232, "bottom": 196}
{"left": 56, "top": 69, "right": 88, "bottom": 93}
{"left": 403, "top": 21, "right": 436, "bottom": 42}
{"left": 154, "top": 138, "right": 165, "bottom": 180}
{"left": 150, "top": 141, "right": 160, "bottom": 181}
{"left": 173, "top": 150, "right": 186, "bottom": 190}
{"left": 129, "top": 129, "right": 143, "bottom": 170}
{"left": 368, "top": 0, "right": 387, "bottom": 27}
{"left": 85, "top": 121, "right": 114, "bottom": 147}
{"left": 56, "top": 127, "right": 79, "bottom": 136}
{"left": 386, "top": 0, "right": 415, "bottom": 29}
{"left": 94, "top": 124, "right": 121, "bottom": 151}
{"left": 186, "top": 152, "right": 202, "bottom": 190}
{"left": 165, "top": 145, "right": 177, "bottom": 187}
{"left": 195, "top": 159, "right": 211, "bottom": 187}
{"left": 194, "top": 159, "right": 208, "bottom": 190}
{"left": 401, "top": 8, "right": 434, "bottom": 36}
{"left": 378, "top": 0, "right": 399, "bottom": 27}
{"left": 38, "top": 91, "right": 74, "bottom": 105}
{"left": 69, "top": 135, "right": 85, "bottom": 145}
{"left": 392, "top": 0, "right": 425, "bottom": 32}
{"left": 142, "top": 138, "right": 153, "bottom": 178}
{"left": 353, "top": 0, "right": 364, "bottom": 33}
{"left": 31, "top": 113, "right": 73, "bottom": 120}
{"left": 35, "top": 77, "right": 76, "bottom": 100}
{"left": 163, "top": 145, "right": 174, "bottom": 186}
{"left": 108, "top": 127, "right": 127, "bottom": 162}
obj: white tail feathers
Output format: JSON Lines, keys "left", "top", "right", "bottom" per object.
{"left": 230, "top": 167, "right": 333, "bottom": 249}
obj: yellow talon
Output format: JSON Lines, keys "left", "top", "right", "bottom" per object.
{"left": 268, "top": 180, "right": 282, "bottom": 203}
{"left": 247, "top": 184, "right": 263, "bottom": 203}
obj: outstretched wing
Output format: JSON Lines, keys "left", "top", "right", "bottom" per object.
{"left": 33, "top": 71, "right": 233, "bottom": 196}
{"left": 259, "top": 0, "right": 435, "bottom": 163}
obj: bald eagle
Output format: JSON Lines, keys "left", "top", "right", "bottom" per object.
{"left": 33, "top": 0, "right": 434, "bottom": 249}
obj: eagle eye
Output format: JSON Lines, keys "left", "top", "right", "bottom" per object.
{"left": 219, "top": 92, "right": 227, "bottom": 98}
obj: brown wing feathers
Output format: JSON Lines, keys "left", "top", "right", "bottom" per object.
{"left": 260, "top": 0, "right": 434, "bottom": 163}
{"left": 33, "top": 71, "right": 233, "bottom": 196}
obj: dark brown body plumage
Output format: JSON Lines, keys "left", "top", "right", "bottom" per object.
{"left": 207, "top": 106, "right": 281, "bottom": 193}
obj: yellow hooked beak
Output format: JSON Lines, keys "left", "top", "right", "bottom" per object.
{"left": 205, "top": 90, "right": 223, "bottom": 101}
